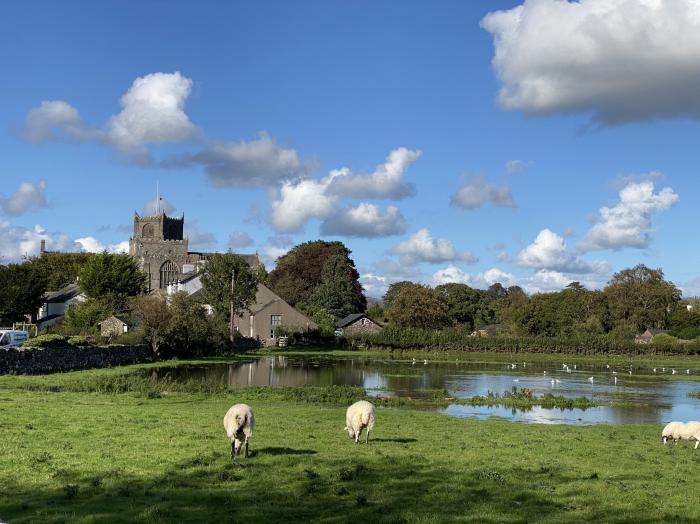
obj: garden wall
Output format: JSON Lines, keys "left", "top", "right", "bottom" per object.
{"left": 0, "top": 345, "right": 150, "bottom": 374}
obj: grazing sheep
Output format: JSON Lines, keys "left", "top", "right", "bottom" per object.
{"left": 682, "top": 421, "right": 700, "bottom": 449}
{"left": 223, "top": 404, "right": 254, "bottom": 460}
{"left": 345, "top": 400, "right": 376, "bottom": 444}
{"left": 661, "top": 421, "right": 687, "bottom": 444}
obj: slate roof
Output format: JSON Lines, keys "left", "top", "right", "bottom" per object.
{"left": 336, "top": 313, "right": 369, "bottom": 329}
{"left": 44, "top": 283, "right": 82, "bottom": 304}
{"left": 98, "top": 315, "right": 127, "bottom": 326}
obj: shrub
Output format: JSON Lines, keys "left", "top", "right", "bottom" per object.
{"left": 67, "top": 336, "right": 90, "bottom": 346}
{"left": 652, "top": 333, "right": 677, "bottom": 345}
{"left": 22, "top": 334, "right": 70, "bottom": 348}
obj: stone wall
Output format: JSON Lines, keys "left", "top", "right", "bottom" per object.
{"left": 344, "top": 319, "right": 382, "bottom": 336}
{"left": 0, "top": 345, "right": 150, "bottom": 375}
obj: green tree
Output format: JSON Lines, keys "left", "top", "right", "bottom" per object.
{"left": 78, "top": 253, "right": 147, "bottom": 308}
{"left": 382, "top": 281, "right": 417, "bottom": 310}
{"left": 435, "top": 283, "right": 495, "bottom": 330}
{"left": 0, "top": 264, "right": 46, "bottom": 322}
{"left": 200, "top": 253, "right": 258, "bottom": 321}
{"left": 269, "top": 240, "right": 364, "bottom": 308}
{"left": 307, "top": 254, "right": 366, "bottom": 319}
{"left": 385, "top": 285, "right": 450, "bottom": 329}
{"left": 25, "top": 252, "right": 93, "bottom": 291}
{"left": 131, "top": 294, "right": 171, "bottom": 356}
{"left": 366, "top": 304, "right": 384, "bottom": 323}
{"left": 165, "top": 292, "right": 222, "bottom": 354}
{"left": 298, "top": 304, "right": 336, "bottom": 334}
{"left": 604, "top": 264, "right": 681, "bottom": 331}
{"left": 62, "top": 299, "right": 114, "bottom": 335}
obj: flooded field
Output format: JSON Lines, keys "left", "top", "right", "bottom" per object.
{"left": 145, "top": 356, "right": 700, "bottom": 425}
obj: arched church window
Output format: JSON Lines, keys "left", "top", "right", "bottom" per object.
{"left": 159, "top": 260, "right": 178, "bottom": 289}
{"left": 142, "top": 223, "right": 154, "bottom": 238}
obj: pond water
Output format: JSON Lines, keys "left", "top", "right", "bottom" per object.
{"left": 147, "top": 356, "right": 700, "bottom": 425}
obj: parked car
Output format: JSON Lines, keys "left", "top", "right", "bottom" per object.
{"left": 0, "top": 330, "right": 30, "bottom": 347}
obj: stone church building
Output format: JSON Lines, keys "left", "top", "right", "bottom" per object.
{"left": 129, "top": 211, "right": 260, "bottom": 291}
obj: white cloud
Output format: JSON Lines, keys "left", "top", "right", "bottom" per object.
{"left": 326, "top": 147, "right": 421, "bottom": 199}
{"left": 450, "top": 176, "right": 515, "bottom": 210}
{"left": 22, "top": 101, "right": 100, "bottom": 143}
{"left": 75, "top": 237, "right": 129, "bottom": 254}
{"left": 143, "top": 196, "right": 176, "bottom": 216}
{"left": 228, "top": 231, "right": 254, "bottom": 248}
{"left": 23, "top": 72, "right": 196, "bottom": 161}
{"left": 179, "top": 132, "right": 310, "bottom": 187}
{"left": 482, "top": 0, "right": 700, "bottom": 124}
{"left": 359, "top": 258, "right": 425, "bottom": 298}
{"left": 0, "top": 180, "right": 48, "bottom": 216}
{"left": 432, "top": 265, "right": 517, "bottom": 288}
{"left": 269, "top": 178, "right": 337, "bottom": 233}
{"left": 359, "top": 272, "right": 389, "bottom": 298}
{"left": 106, "top": 72, "right": 196, "bottom": 158}
{"left": 496, "top": 251, "right": 510, "bottom": 262}
{"left": 391, "top": 229, "right": 478, "bottom": 265}
{"left": 320, "top": 203, "right": 407, "bottom": 238}
{"left": 518, "top": 229, "right": 607, "bottom": 273}
{"left": 260, "top": 245, "right": 290, "bottom": 267}
{"left": 580, "top": 180, "right": 679, "bottom": 251}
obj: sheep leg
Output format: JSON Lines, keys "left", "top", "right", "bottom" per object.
{"left": 355, "top": 429, "right": 360, "bottom": 444}
{"left": 245, "top": 438, "right": 249, "bottom": 458}
{"left": 695, "top": 441, "right": 699, "bottom": 450}
{"left": 365, "top": 429, "right": 369, "bottom": 445}
{"left": 231, "top": 441, "right": 236, "bottom": 462}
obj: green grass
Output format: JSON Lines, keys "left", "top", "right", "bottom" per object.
{"left": 2, "top": 367, "right": 700, "bottom": 523}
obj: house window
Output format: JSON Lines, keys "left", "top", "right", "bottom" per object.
{"left": 271, "top": 314, "right": 282, "bottom": 338}
{"left": 159, "top": 260, "right": 179, "bottom": 289}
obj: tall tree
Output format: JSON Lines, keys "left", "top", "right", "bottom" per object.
{"left": 78, "top": 253, "right": 147, "bottom": 308}
{"left": 131, "top": 295, "right": 172, "bottom": 356}
{"left": 385, "top": 285, "right": 450, "bottom": 329}
{"left": 308, "top": 254, "right": 366, "bottom": 319}
{"left": 0, "top": 264, "right": 47, "bottom": 322}
{"left": 199, "top": 253, "right": 258, "bottom": 321}
{"left": 382, "top": 281, "right": 417, "bottom": 310}
{"left": 269, "top": 241, "right": 364, "bottom": 307}
{"left": 435, "top": 283, "right": 494, "bottom": 330}
{"left": 25, "top": 252, "right": 93, "bottom": 291}
{"left": 604, "top": 264, "right": 681, "bottom": 331}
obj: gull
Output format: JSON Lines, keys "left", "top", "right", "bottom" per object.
{"left": 653, "top": 368, "right": 657, "bottom": 373}
{"left": 543, "top": 371, "right": 547, "bottom": 375}
{"left": 555, "top": 379, "right": 561, "bottom": 384}
{"left": 672, "top": 369, "right": 677, "bottom": 375}
{"left": 511, "top": 363, "right": 517, "bottom": 369}
{"left": 588, "top": 376, "right": 594, "bottom": 383}
{"left": 614, "top": 376, "right": 618, "bottom": 384}
{"left": 513, "top": 379, "right": 519, "bottom": 382}
{"left": 628, "top": 370, "right": 632, "bottom": 375}
{"left": 662, "top": 368, "right": 666, "bottom": 372}
{"left": 612, "top": 371, "right": 618, "bottom": 375}
{"left": 566, "top": 368, "right": 572, "bottom": 374}
{"left": 687, "top": 369, "right": 691, "bottom": 374}
{"left": 606, "top": 365, "right": 610, "bottom": 369}
{"left": 551, "top": 379, "right": 555, "bottom": 386}
{"left": 424, "top": 360, "right": 428, "bottom": 365}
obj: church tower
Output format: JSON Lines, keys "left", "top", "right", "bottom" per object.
{"left": 129, "top": 211, "right": 190, "bottom": 292}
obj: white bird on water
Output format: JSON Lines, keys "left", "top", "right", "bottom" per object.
{"left": 588, "top": 376, "right": 594, "bottom": 383}
{"left": 511, "top": 363, "right": 517, "bottom": 369}
{"left": 551, "top": 379, "right": 555, "bottom": 386}
{"left": 687, "top": 369, "right": 691, "bottom": 374}
{"left": 513, "top": 379, "right": 519, "bottom": 382}
{"left": 672, "top": 369, "right": 677, "bottom": 375}
{"left": 612, "top": 371, "right": 618, "bottom": 375}
{"left": 653, "top": 368, "right": 657, "bottom": 373}
{"left": 424, "top": 360, "right": 428, "bottom": 365}
{"left": 543, "top": 371, "right": 547, "bottom": 375}
{"left": 555, "top": 379, "right": 561, "bottom": 384}
{"left": 614, "top": 376, "right": 618, "bottom": 384}
{"left": 628, "top": 370, "right": 632, "bottom": 375}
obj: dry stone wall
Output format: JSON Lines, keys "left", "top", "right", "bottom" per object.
{"left": 0, "top": 345, "right": 149, "bottom": 375}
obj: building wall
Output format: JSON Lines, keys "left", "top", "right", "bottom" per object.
{"left": 44, "top": 294, "right": 86, "bottom": 318}
{"left": 100, "top": 317, "right": 127, "bottom": 337}
{"left": 235, "top": 284, "right": 317, "bottom": 343}
{"left": 343, "top": 317, "right": 382, "bottom": 335}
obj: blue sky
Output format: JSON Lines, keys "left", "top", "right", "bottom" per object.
{"left": 1, "top": 0, "right": 699, "bottom": 297}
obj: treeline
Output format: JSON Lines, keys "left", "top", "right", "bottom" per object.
{"left": 362, "top": 264, "right": 699, "bottom": 348}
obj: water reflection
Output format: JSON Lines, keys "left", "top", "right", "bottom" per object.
{"left": 148, "top": 356, "right": 700, "bottom": 426}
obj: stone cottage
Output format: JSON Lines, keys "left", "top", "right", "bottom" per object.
{"left": 335, "top": 314, "right": 382, "bottom": 336}
{"left": 99, "top": 316, "right": 129, "bottom": 338}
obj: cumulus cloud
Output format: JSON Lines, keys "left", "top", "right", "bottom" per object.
{"left": 359, "top": 258, "right": 425, "bottom": 298}
{"left": 143, "top": 196, "right": 176, "bottom": 216}
{"left": 326, "top": 147, "right": 421, "bottom": 199}
{"left": 580, "top": 180, "right": 679, "bottom": 251}
{"left": 432, "top": 265, "right": 517, "bottom": 288}
{"left": 390, "top": 229, "right": 478, "bottom": 265}
{"left": 320, "top": 203, "right": 407, "bottom": 238}
{"left": 22, "top": 101, "right": 101, "bottom": 143}
{"left": 450, "top": 176, "right": 515, "bottom": 210}
{"left": 228, "top": 231, "right": 254, "bottom": 248}
{"left": 23, "top": 72, "right": 196, "bottom": 161}
{"left": 184, "top": 222, "right": 216, "bottom": 248}
{"left": 0, "top": 180, "right": 48, "bottom": 216}
{"left": 0, "top": 221, "right": 80, "bottom": 262}
{"left": 259, "top": 245, "right": 290, "bottom": 267}
{"left": 169, "top": 132, "right": 311, "bottom": 187}
{"left": 267, "top": 147, "right": 419, "bottom": 233}
{"left": 75, "top": 237, "right": 129, "bottom": 254}
{"left": 482, "top": 0, "right": 700, "bottom": 124}
{"left": 269, "top": 178, "right": 337, "bottom": 233}
{"left": 518, "top": 229, "right": 607, "bottom": 273}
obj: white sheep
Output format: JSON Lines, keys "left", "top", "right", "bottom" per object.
{"left": 661, "top": 421, "right": 686, "bottom": 444}
{"left": 345, "top": 400, "right": 376, "bottom": 444}
{"left": 223, "top": 403, "right": 254, "bottom": 460}
{"left": 681, "top": 421, "right": 700, "bottom": 449}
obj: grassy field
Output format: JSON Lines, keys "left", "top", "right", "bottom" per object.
{"left": 2, "top": 362, "right": 700, "bottom": 523}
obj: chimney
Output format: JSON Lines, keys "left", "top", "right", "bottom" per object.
{"left": 40, "top": 239, "right": 46, "bottom": 253}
